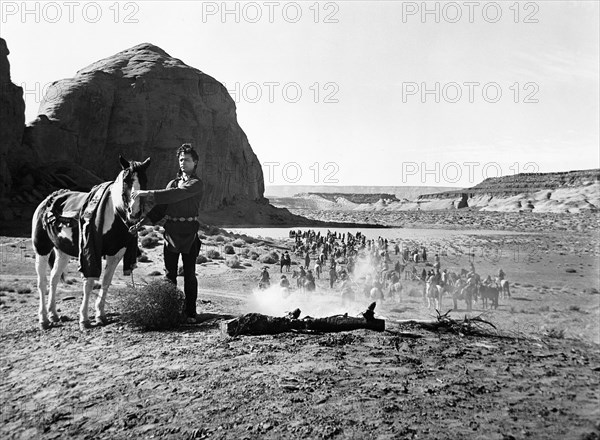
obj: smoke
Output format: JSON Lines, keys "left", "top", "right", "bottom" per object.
{"left": 244, "top": 284, "right": 370, "bottom": 319}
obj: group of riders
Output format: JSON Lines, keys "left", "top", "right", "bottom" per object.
{"left": 256, "top": 229, "right": 510, "bottom": 312}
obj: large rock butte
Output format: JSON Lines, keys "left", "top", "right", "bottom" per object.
{"left": 24, "top": 43, "right": 265, "bottom": 210}
{"left": 0, "top": 38, "right": 25, "bottom": 197}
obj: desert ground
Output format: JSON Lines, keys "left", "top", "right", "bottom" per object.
{"left": 1, "top": 211, "right": 599, "bottom": 439}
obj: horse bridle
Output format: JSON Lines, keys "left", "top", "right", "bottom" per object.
{"left": 118, "top": 168, "right": 140, "bottom": 230}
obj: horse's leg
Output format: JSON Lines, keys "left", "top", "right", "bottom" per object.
{"left": 48, "top": 249, "right": 70, "bottom": 322}
{"left": 96, "top": 249, "right": 126, "bottom": 325}
{"left": 35, "top": 253, "right": 50, "bottom": 329}
{"left": 80, "top": 278, "right": 94, "bottom": 329}
{"left": 32, "top": 206, "right": 54, "bottom": 329}
{"left": 426, "top": 289, "right": 432, "bottom": 308}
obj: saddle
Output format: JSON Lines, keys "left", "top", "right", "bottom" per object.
{"left": 41, "top": 189, "right": 80, "bottom": 231}
{"left": 42, "top": 183, "right": 112, "bottom": 233}
{"left": 41, "top": 182, "right": 136, "bottom": 278}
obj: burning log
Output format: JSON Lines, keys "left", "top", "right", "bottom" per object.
{"left": 221, "top": 303, "right": 385, "bottom": 336}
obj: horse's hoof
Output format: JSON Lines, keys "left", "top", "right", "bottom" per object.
{"left": 95, "top": 315, "right": 108, "bottom": 326}
{"left": 40, "top": 321, "right": 51, "bottom": 330}
{"left": 49, "top": 314, "right": 60, "bottom": 323}
{"left": 79, "top": 320, "right": 92, "bottom": 330}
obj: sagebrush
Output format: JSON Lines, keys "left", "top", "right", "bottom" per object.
{"left": 117, "top": 280, "right": 185, "bottom": 330}
{"left": 207, "top": 249, "right": 221, "bottom": 259}
{"left": 226, "top": 256, "right": 242, "bottom": 269}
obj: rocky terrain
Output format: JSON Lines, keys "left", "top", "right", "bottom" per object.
{"left": 270, "top": 170, "right": 600, "bottom": 215}
{"left": 419, "top": 169, "right": 600, "bottom": 213}
{"left": 0, "top": 39, "right": 303, "bottom": 230}
{"left": 1, "top": 225, "right": 599, "bottom": 439}
{"left": 21, "top": 43, "right": 265, "bottom": 210}
{"left": 0, "top": 38, "right": 25, "bottom": 198}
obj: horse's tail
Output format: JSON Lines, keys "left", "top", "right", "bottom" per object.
{"left": 48, "top": 249, "right": 66, "bottom": 282}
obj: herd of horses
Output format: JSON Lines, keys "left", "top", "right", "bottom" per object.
{"left": 421, "top": 272, "right": 511, "bottom": 312}
{"left": 376, "top": 270, "right": 509, "bottom": 312}
{"left": 279, "top": 232, "right": 515, "bottom": 315}
{"left": 280, "top": 247, "right": 511, "bottom": 314}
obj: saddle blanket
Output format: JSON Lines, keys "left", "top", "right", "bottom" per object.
{"left": 42, "top": 182, "right": 137, "bottom": 278}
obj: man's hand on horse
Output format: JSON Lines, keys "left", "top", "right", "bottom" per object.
{"left": 131, "top": 190, "right": 151, "bottom": 201}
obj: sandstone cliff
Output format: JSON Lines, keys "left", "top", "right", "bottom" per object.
{"left": 420, "top": 170, "right": 600, "bottom": 199}
{"left": 23, "top": 43, "right": 264, "bottom": 210}
{"left": 270, "top": 170, "right": 600, "bottom": 214}
{"left": 416, "top": 169, "right": 600, "bottom": 213}
{"left": 0, "top": 38, "right": 25, "bottom": 197}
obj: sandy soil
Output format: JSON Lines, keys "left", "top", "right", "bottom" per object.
{"left": 1, "top": 218, "right": 599, "bottom": 439}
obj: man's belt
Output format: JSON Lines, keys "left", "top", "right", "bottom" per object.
{"left": 165, "top": 215, "right": 199, "bottom": 222}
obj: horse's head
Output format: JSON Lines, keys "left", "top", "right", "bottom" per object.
{"left": 116, "top": 155, "right": 152, "bottom": 224}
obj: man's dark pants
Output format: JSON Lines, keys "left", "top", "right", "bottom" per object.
{"left": 164, "top": 237, "right": 200, "bottom": 317}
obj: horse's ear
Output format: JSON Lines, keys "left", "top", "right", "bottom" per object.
{"left": 140, "top": 157, "right": 151, "bottom": 169}
{"left": 119, "top": 155, "right": 130, "bottom": 170}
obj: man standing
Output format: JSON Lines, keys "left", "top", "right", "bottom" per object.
{"left": 132, "top": 144, "right": 203, "bottom": 323}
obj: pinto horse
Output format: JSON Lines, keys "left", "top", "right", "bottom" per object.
{"left": 32, "top": 156, "right": 151, "bottom": 330}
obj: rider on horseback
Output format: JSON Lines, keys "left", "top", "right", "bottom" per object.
{"left": 258, "top": 266, "right": 270, "bottom": 289}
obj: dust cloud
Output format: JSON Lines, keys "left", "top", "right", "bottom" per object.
{"left": 243, "top": 285, "right": 369, "bottom": 319}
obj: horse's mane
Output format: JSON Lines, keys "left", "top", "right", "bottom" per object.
{"left": 122, "top": 160, "right": 149, "bottom": 187}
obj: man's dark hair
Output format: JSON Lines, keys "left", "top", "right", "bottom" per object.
{"left": 177, "top": 143, "right": 199, "bottom": 162}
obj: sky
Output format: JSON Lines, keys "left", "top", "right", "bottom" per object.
{"left": 1, "top": 0, "right": 598, "bottom": 187}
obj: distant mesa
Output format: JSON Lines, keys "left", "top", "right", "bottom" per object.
{"left": 416, "top": 169, "right": 600, "bottom": 213}
{"left": 300, "top": 193, "right": 400, "bottom": 204}
{"left": 269, "top": 169, "right": 600, "bottom": 214}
